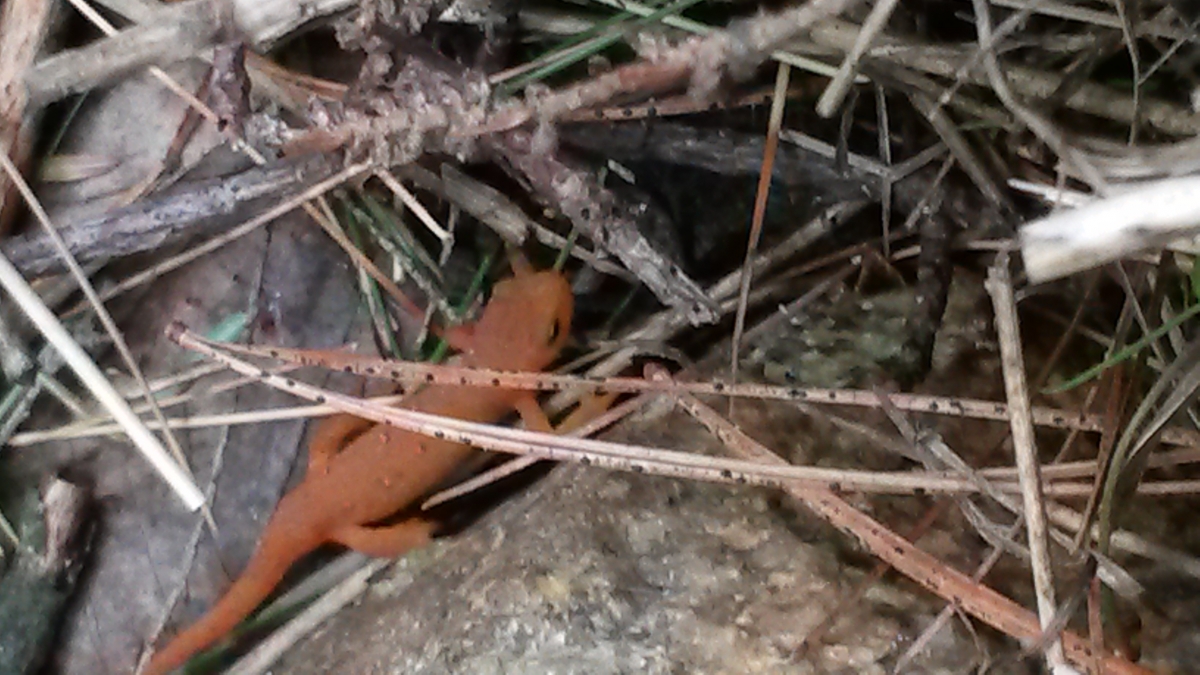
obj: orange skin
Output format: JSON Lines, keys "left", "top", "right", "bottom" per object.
{"left": 144, "top": 269, "right": 574, "bottom": 675}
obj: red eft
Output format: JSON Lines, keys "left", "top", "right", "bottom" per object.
{"left": 144, "top": 268, "right": 575, "bottom": 674}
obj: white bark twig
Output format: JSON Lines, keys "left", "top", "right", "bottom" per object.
{"left": 0, "top": 250, "right": 204, "bottom": 509}
{"left": 1020, "top": 177, "right": 1200, "bottom": 283}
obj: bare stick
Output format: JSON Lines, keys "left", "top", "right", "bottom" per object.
{"left": 170, "top": 332, "right": 1200, "bottom": 448}
{"left": 167, "top": 324, "right": 1051, "bottom": 497}
{"left": 3, "top": 154, "right": 340, "bottom": 276}
{"left": 8, "top": 394, "right": 407, "bottom": 445}
{"left": 987, "top": 255, "right": 1065, "bottom": 671}
{"left": 894, "top": 520, "right": 1019, "bottom": 671}
{"left": 815, "top": 0, "right": 900, "bottom": 117}
{"left": 808, "top": 17, "right": 1200, "bottom": 137}
{"left": 729, "top": 62, "right": 790, "bottom": 402}
{"left": 169, "top": 324, "right": 1200, "bottom": 584}
{"left": 585, "top": 0, "right": 853, "bottom": 78}
{"left": 4, "top": 126, "right": 215, "bottom": 526}
{"left": 374, "top": 169, "right": 453, "bottom": 252}
{"left": 165, "top": 325, "right": 1196, "bottom": 505}
{"left": 27, "top": 0, "right": 221, "bottom": 105}
{"left": 969, "top": 0, "right": 1106, "bottom": 191}
{"left": 28, "top": 0, "right": 364, "bottom": 104}
{"left": 475, "top": 0, "right": 860, "bottom": 135}
{"left": 988, "top": 0, "right": 1187, "bottom": 40}
{"left": 489, "top": 128, "right": 718, "bottom": 324}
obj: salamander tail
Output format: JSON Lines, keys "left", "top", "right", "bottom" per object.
{"left": 142, "top": 520, "right": 321, "bottom": 675}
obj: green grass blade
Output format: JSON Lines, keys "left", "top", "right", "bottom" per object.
{"left": 1045, "top": 300, "right": 1200, "bottom": 393}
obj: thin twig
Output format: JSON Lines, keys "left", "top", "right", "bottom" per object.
{"left": 809, "top": 17, "right": 1200, "bottom": 136}
{"left": 585, "top": 0, "right": 854, "bottom": 78}
{"left": 986, "top": 254, "right": 1065, "bottom": 671}
{"left": 0, "top": 0, "right": 55, "bottom": 232}
{"left": 1020, "top": 176, "right": 1200, "bottom": 284}
{"left": 28, "top": 0, "right": 365, "bottom": 104}
{"left": 170, "top": 330, "right": 1200, "bottom": 447}
{"left": 893, "top": 520, "right": 1020, "bottom": 672}
{"left": 989, "top": 0, "right": 1187, "bottom": 40}
{"left": 729, "top": 62, "right": 790, "bottom": 407}
{"left": 4, "top": 154, "right": 340, "bottom": 276}
{"left": 373, "top": 169, "right": 454, "bottom": 254}
{"left": 28, "top": 0, "right": 222, "bottom": 106}
{"left": 166, "top": 326, "right": 1200, "bottom": 506}
{"left": 1112, "top": 0, "right": 1141, "bottom": 143}
{"left": 815, "top": 0, "right": 899, "bottom": 117}
{"left": 476, "top": 0, "right": 860, "bottom": 135}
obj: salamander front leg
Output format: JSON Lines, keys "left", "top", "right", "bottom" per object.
{"left": 511, "top": 393, "right": 554, "bottom": 432}
{"left": 512, "top": 391, "right": 617, "bottom": 435}
{"left": 554, "top": 392, "right": 618, "bottom": 434}
{"left": 307, "top": 414, "right": 374, "bottom": 474}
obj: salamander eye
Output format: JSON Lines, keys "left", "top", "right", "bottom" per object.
{"left": 547, "top": 318, "right": 563, "bottom": 345}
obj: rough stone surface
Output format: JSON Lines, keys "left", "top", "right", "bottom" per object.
{"left": 278, "top": 404, "right": 985, "bottom": 674}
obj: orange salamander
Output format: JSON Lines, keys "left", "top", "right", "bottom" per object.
{"left": 144, "top": 267, "right": 575, "bottom": 674}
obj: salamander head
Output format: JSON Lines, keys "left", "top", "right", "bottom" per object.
{"left": 460, "top": 270, "right": 573, "bottom": 371}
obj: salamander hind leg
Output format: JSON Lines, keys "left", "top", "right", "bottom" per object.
{"left": 332, "top": 519, "right": 438, "bottom": 558}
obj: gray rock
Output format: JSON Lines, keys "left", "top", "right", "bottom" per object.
{"left": 278, "top": 406, "right": 982, "bottom": 675}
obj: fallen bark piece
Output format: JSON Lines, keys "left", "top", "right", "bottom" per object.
{"left": 0, "top": 477, "right": 92, "bottom": 675}
{"left": 0, "top": 0, "right": 62, "bottom": 233}
{"left": 1, "top": 152, "right": 339, "bottom": 276}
